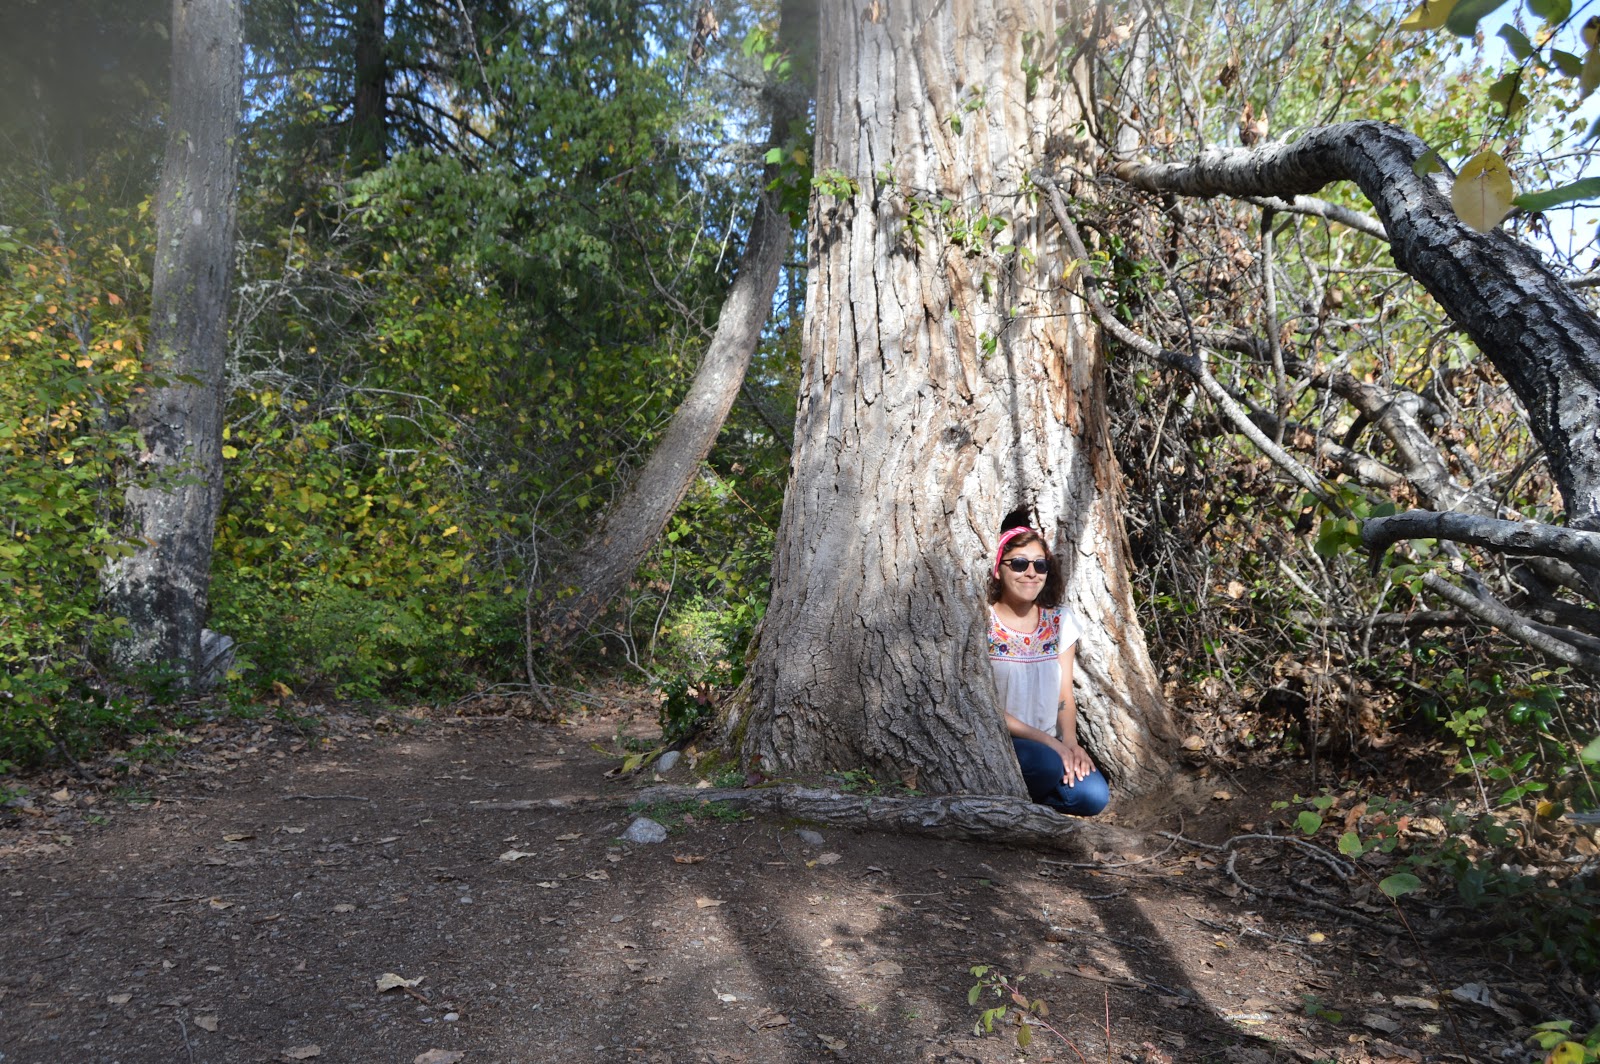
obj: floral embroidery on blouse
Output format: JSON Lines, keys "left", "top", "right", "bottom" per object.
{"left": 988, "top": 606, "right": 1062, "bottom": 663}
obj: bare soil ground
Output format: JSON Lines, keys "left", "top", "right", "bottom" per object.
{"left": 0, "top": 691, "right": 1590, "bottom": 1064}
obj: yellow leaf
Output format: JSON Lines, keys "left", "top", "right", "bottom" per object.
{"left": 1400, "top": 0, "right": 1458, "bottom": 30}
{"left": 1546, "top": 1041, "right": 1587, "bottom": 1064}
{"left": 1451, "top": 150, "right": 1515, "bottom": 233}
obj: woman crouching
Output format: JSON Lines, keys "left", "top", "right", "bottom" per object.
{"left": 986, "top": 517, "right": 1110, "bottom": 816}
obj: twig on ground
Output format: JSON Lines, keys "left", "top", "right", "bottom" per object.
{"left": 281, "top": 794, "right": 371, "bottom": 802}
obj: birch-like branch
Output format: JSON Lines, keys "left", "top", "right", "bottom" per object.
{"left": 1422, "top": 572, "right": 1600, "bottom": 673}
{"left": 1241, "top": 194, "right": 1387, "bottom": 240}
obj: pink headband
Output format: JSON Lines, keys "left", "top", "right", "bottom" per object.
{"left": 994, "top": 526, "right": 1037, "bottom": 579}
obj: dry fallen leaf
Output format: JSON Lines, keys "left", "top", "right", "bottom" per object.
{"left": 1211, "top": 790, "right": 1233, "bottom": 801}
{"left": 554, "top": 832, "right": 582, "bottom": 841}
{"left": 1181, "top": 735, "right": 1205, "bottom": 751}
{"left": 584, "top": 869, "right": 610, "bottom": 881}
{"left": 281, "top": 826, "right": 306, "bottom": 835}
{"left": 413, "top": 1051, "right": 467, "bottom": 1064}
{"left": 222, "top": 833, "right": 253, "bottom": 842}
{"left": 865, "top": 960, "right": 904, "bottom": 977}
{"left": 1392, "top": 994, "right": 1438, "bottom": 1011}
{"left": 208, "top": 898, "right": 234, "bottom": 910}
{"left": 819, "top": 1034, "right": 848, "bottom": 1053}
{"left": 107, "top": 993, "right": 132, "bottom": 1005}
{"left": 283, "top": 1047, "right": 321, "bottom": 1060}
{"left": 193, "top": 1013, "right": 219, "bottom": 1032}
{"left": 376, "top": 973, "right": 424, "bottom": 992}
{"left": 695, "top": 897, "right": 725, "bottom": 909}
{"left": 624, "top": 959, "right": 648, "bottom": 973}
{"left": 813, "top": 852, "right": 842, "bottom": 866}
{"left": 50, "top": 788, "right": 71, "bottom": 803}
{"left": 1307, "top": 932, "right": 1326, "bottom": 944}
{"left": 498, "top": 850, "right": 536, "bottom": 862}
{"left": 672, "top": 854, "right": 706, "bottom": 864}
{"left": 332, "top": 904, "right": 357, "bottom": 914}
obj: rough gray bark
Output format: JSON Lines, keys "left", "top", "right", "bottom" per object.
{"left": 737, "top": 0, "right": 1174, "bottom": 797}
{"left": 1113, "top": 121, "right": 1600, "bottom": 536}
{"left": 539, "top": 64, "right": 807, "bottom": 645}
{"left": 102, "top": 0, "right": 242, "bottom": 681}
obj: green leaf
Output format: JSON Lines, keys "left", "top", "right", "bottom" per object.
{"left": 1296, "top": 810, "right": 1324, "bottom": 835}
{"left": 1579, "top": 734, "right": 1600, "bottom": 764}
{"left": 1487, "top": 70, "right": 1529, "bottom": 118}
{"left": 1497, "top": 24, "right": 1534, "bottom": 60}
{"left": 968, "top": 985, "right": 982, "bottom": 1006}
{"left": 1445, "top": 0, "right": 1511, "bottom": 36}
{"left": 1379, "top": 872, "right": 1423, "bottom": 898}
{"left": 1337, "top": 831, "right": 1363, "bottom": 856}
{"left": 1552, "top": 48, "right": 1584, "bottom": 76}
{"left": 1412, "top": 147, "right": 1443, "bottom": 177}
{"left": 1513, "top": 176, "right": 1600, "bottom": 211}
{"left": 1530, "top": 0, "right": 1573, "bottom": 23}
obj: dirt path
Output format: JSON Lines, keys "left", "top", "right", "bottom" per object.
{"left": 0, "top": 701, "right": 1551, "bottom": 1063}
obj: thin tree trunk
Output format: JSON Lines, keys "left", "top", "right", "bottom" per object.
{"left": 735, "top": 0, "right": 1174, "bottom": 797}
{"left": 351, "top": 0, "right": 386, "bottom": 169}
{"left": 539, "top": 14, "right": 813, "bottom": 647}
{"left": 102, "top": 0, "right": 242, "bottom": 681}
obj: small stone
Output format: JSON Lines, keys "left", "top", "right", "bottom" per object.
{"left": 795, "top": 829, "right": 825, "bottom": 848}
{"left": 657, "top": 750, "right": 682, "bottom": 772}
{"left": 622, "top": 817, "right": 669, "bottom": 844}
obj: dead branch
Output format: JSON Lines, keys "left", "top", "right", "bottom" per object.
{"left": 1363, "top": 510, "right": 1600, "bottom": 570}
{"left": 1421, "top": 571, "right": 1600, "bottom": 674}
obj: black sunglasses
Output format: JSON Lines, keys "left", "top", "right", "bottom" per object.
{"left": 1002, "top": 558, "right": 1049, "bottom": 574}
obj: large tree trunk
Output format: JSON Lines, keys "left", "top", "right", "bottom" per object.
{"left": 539, "top": 7, "right": 814, "bottom": 647}
{"left": 735, "top": 0, "right": 1174, "bottom": 797}
{"left": 1113, "top": 121, "right": 1600, "bottom": 538}
{"left": 102, "top": 0, "right": 242, "bottom": 681}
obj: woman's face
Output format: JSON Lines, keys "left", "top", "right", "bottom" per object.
{"left": 999, "top": 543, "right": 1049, "bottom": 603}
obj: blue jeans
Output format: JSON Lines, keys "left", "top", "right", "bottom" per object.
{"left": 1012, "top": 737, "right": 1109, "bottom": 817}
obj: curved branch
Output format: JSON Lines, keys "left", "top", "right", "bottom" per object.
{"left": 1113, "top": 121, "right": 1600, "bottom": 533}
{"left": 1363, "top": 510, "right": 1600, "bottom": 570}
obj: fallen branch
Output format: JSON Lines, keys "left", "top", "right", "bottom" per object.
{"left": 634, "top": 784, "right": 1148, "bottom": 855}
{"left": 1364, "top": 509, "right": 1600, "bottom": 570}
{"left": 1421, "top": 571, "right": 1600, "bottom": 674}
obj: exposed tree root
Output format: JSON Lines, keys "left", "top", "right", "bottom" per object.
{"left": 633, "top": 784, "right": 1150, "bottom": 855}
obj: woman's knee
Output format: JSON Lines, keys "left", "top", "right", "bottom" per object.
{"left": 1011, "top": 738, "right": 1065, "bottom": 797}
{"left": 1056, "top": 769, "right": 1110, "bottom": 817}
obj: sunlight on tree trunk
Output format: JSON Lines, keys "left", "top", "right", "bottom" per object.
{"left": 736, "top": 0, "right": 1174, "bottom": 797}
{"left": 102, "top": 0, "right": 242, "bottom": 683}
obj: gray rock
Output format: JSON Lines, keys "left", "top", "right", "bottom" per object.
{"left": 795, "top": 828, "right": 825, "bottom": 848}
{"left": 622, "top": 817, "right": 669, "bottom": 844}
{"left": 656, "top": 750, "right": 681, "bottom": 772}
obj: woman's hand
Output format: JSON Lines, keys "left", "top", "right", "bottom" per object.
{"left": 1053, "top": 739, "right": 1094, "bottom": 784}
